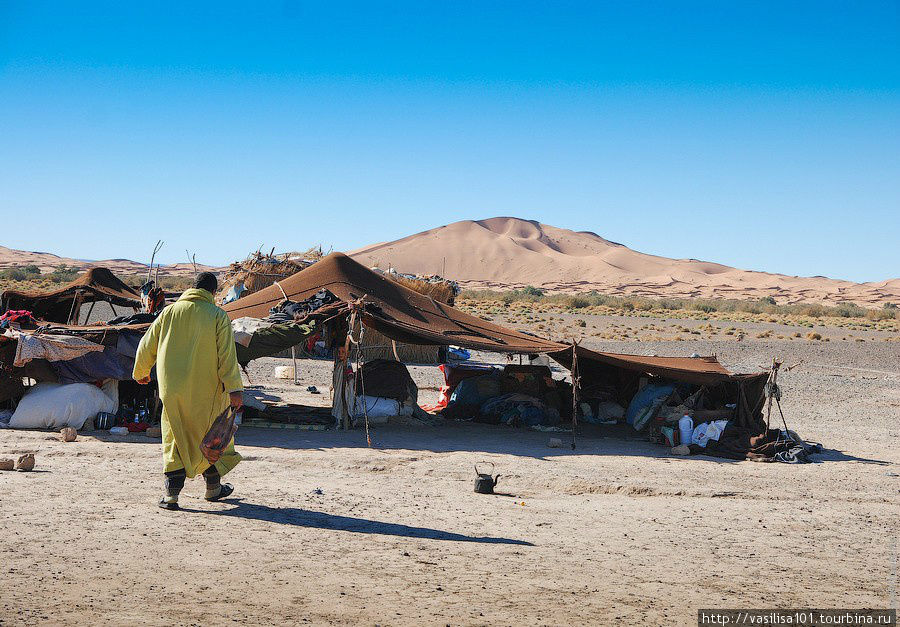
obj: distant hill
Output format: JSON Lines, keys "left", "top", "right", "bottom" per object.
{"left": 349, "top": 217, "right": 900, "bottom": 306}
{"left": 0, "top": 245, "right": 215, "bottom": 277}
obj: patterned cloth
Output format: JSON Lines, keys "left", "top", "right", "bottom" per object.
{"left": 4, "top": 329, "right": 105, "bottom": 367}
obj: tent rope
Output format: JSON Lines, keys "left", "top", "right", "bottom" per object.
{"left": 273, "top": 280, "right": 289, "bottom": 301}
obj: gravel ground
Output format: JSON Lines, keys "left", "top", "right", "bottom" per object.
{"left": 1, "top": 316, "right": 898, "bottom": 625}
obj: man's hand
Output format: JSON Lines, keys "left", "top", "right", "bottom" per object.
{"left": 136, "top": 375, "right": 151, "bottom": 385}
{"left": 229, "top": 391, "right": 243, "bottom": 410}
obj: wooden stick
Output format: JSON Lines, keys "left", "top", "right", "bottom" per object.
{"left": 571, "top": 342, "right": 580, "bottom": 450}
{"left": 82, "top": 300, "right": 96, "bottom": 325}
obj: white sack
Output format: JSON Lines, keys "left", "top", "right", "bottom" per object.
{"left": 352, "top": 395, "right": 400, "bottom": 424}
{"left": 9, "top": 380, "right": 118, "bottom": 430}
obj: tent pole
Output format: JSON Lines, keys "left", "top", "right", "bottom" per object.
{"left": 66, "top": 290, "right": 82, "bottom": 325}
{"left": 338, "top": 310, "right": 358, "bottom": 430}
{"left": 82, "top": 300, "right": 96, "bottom": 326}
{"left": 291, "top": 346, "right": 299, "bottom": 385}
{"left": 571, "top": 343, "right": 579, "bottom": 450}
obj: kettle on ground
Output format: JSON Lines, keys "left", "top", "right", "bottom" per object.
{"left": 474, "top": 462, "right": 500, "bottom": 494}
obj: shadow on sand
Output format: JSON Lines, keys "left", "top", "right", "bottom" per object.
{"left": 187, "top": 499, "right": 533, "bottom": 546}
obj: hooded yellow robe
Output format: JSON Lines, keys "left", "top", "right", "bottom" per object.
{"left": 133, "top": 288, "right": 243, "bottom": 478}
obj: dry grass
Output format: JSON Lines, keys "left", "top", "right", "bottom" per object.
{"left": 217, "top": 248, "right": 328, "bottom": 301}
{"left": 457, "top": 289, "right": 899, "bottom": 333}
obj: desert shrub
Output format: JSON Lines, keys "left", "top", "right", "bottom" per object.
{"left": 796, "top": 304, "right": 827, "bottom": 318}
{"left": 48, "top": 264, "right": 78, "bottom": 283}
{"left": 521, "top": 285, "right": 544, "bottom": 297}
{"left": 866, "top": 308, "right": 896, "bottom": 321}
{"left": 692, "top": 302, "right": 717, "bottom": 314}
{"left": 834, "top": 303, "right": 866, "bottom": 318}
{"left": 0, "top": 265, "right": 42, "bottom": 281}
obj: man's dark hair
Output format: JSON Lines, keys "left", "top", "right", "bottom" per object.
{"left": 195, "top": 272, "right": 218, "bottom": 294}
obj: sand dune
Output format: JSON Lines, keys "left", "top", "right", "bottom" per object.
{"left": 0, "top": 245, "right": 215, "bottom": 277}
{"left": 351, "top": 217, "right": 899, "bottom": 306}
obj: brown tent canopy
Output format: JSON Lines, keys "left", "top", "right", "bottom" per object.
{"left": 223, "top": 253, "right": 567, "bottom": 355}
{"left": 223, "top": 252, "right": 764, "bottom": 387}
{"left": 551, "top": 345, "right": 734, "bottom": 386}
{"left": 0, "top": 267, "right": 141, "bottom": 323}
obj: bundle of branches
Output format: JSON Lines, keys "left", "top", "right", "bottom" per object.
{"left": 357, "top": 271, "right": 457, "bottom": 364}
{"left": 218, "top": 247, "right": 329, "bottom": 302}
{"left": 385, "top": 274, "right": 458, "bottom": 306}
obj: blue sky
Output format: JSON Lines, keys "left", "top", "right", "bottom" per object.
{"left": 1, "top": 1, "right": 897, "bottom": 282}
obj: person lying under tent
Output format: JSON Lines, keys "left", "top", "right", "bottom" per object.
{"left": 133, "top": 272, "right": 244, "bottom": 511}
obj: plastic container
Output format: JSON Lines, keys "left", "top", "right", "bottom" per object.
{"left": 678, "top": 415, "right": 694, "bottom": 447}
{"left": 274, "top": 365, "right": 295, "bottom": 379}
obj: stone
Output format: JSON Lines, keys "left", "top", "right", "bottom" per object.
{"left": 15, "top": 453, "right": 35, "bottom": 471}
{"left": 671, "top": 445, "right": 691, "bottom": 456}
{"left": 60, "top": 427, "right": 77, "bottom": 442}
{"left": 145, "top": 426, "right": 162, "bottom": 438}
{"left": 0, "top": 459, "right": 14, "bottom": 471}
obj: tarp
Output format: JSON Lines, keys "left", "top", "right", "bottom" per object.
{"left": 223, "top": 253, "right": 567, "bottom": 355}
{"left": 0, "top": 267, "right": 142, "bottom": 323}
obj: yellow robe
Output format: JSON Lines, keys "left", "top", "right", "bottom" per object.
{"left": 133, "top": 288, "right": 243, "bottom": 478}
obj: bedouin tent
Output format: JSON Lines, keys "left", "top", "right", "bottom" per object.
{"left": 0, "top": 267, "right": 142, "bottom": 324}
{"left": 222, "top": 253, "right": 769, "bottom": 440}
{"left": 223, "top": 252, "right": 567, "bottom": 359}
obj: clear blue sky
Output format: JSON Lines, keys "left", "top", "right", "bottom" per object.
{"left": 1, "top": 1, "right": 897, "bottom": 282}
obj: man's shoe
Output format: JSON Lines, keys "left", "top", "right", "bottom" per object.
{"left": 158, "top": 496, "right": 180, "bottom": 510}
{"left": 204, "top": 483, "right": 234, "bottom": 501}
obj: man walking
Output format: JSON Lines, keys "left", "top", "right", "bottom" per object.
{"left": 133, "top": 272, "right": 243, "bottom": 510}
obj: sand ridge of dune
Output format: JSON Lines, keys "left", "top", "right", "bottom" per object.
{"left": 350, "top": 217, "right": 899, "bottom": 306}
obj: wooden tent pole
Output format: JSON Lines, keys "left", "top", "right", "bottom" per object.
{"left": 82, "top": 300, "right": 96, "bottom": 325}
{"left": 571, "top": 343, "right": 580, "bottom": 450}
{"left": 66, "top": 290, "right": 81, "bottom": 324}
{"left": 338, "top": 309, "right": 358, "bottom": 430}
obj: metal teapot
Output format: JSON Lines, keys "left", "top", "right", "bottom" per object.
{"left": 474, "top": 462, "right": 500, "bottom": 494}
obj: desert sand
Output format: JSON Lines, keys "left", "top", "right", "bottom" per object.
{"left": 350, "top": 217, "right": 900, "bottom": 306}
{"left": 0, "top": 245, "right": 214, "bottom": 277}
{"left": 2, "top": 318, "right": 898, "bottom": 625}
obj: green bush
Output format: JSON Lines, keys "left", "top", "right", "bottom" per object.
{"left": 49, "top": 264, "right": 78, "bottom": 283}
{"left": 0, "top": 265, "right": 42, "bottom": 281}
{"left": 834, "top": 303, "right": 866, "bottom": 318}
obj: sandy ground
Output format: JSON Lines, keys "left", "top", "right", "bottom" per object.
{"left": 1, "top": 318, "right": 898, "bottom": 625}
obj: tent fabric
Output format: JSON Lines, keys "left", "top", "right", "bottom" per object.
{"left": 223, "top": 253, "right": 567, "bottom": 355}
{"left": 0, "top": 267, "right": 142, "bottom": 323}
{"left": 550, "top": 345, "right": 735, "bottom": 386}
{"left": 235, "top": 321, "right": 318, "bottom": 366}
{"left": 551, "top": 344, "right": 769, "bottom": 436}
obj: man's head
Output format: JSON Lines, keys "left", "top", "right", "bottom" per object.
{"left": 194, "top": 272, "right": 218, "bottom": 294}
